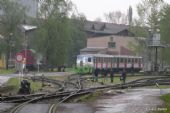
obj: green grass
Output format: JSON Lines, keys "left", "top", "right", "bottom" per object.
{"left": 151, "top": 94, "right": 170, "bottom": 113}
{"left": 65, "top": 68, "right": 77, "bottom": 73}
{"left": 0, "top": 69, "right": 15, "bottom": 74}
{"left": 66, "top": 67, "right": 92, "bottom": 75}
{"left": 6, "top": 78, "right": 43, "bottom": 93}
{"left": 96, "top": 75, "right": 162, "bottom": 85}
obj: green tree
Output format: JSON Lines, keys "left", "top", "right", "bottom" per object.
{"left": 104, "top": 11, "right": 128, "bottom": 24}
{"left": 34, "top": 0, "right": 73, "bottom": 68}
{"left": 0, "top": 0, "right": 25, "bottom": 69}
{"left": 67, "top": 14, "right": 86, "bottom": 66}
{"left": 128, "top": 0, "right": 165, "bottom": 55}
{"left": 160, "top": 5, "right": 170, "bottom": 64}
{"left": 129, "top": 19, "right": 149, "bottom": 37}
{"left": 137, "top": 0, "right": 164, "bottom": 31}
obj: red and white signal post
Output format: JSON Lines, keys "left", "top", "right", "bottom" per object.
{"left": 16, "top": 53, "right": 25, "bottom": 81}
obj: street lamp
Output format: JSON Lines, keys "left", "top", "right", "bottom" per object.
{"left": 9, "top": 33, "right": 13, "bottom": 68}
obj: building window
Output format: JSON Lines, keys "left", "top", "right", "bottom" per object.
{"left": 88, "top": 57, "right": 91, "bottom": 62}
{"left": 108, "top": 42, "right": 116, "bottom": 48}
{"left": 110, "top": 37, "right": 114, "bottom": 42}
{"left": 120, "top": 58, "right": 124, "bottom": 63}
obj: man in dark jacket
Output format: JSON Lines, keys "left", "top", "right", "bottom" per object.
{"left": 110, "top": 69, "right": 114, "bottom": 83}
{"left": 94, "top": 68, "right": 99, "bottom": 82}
{"left": 121, "top": 69, "right": 127, "bottom": 84}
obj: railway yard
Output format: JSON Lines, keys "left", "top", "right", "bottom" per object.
{"left": 0, "top": 72, "right": 170, "bottom": 113}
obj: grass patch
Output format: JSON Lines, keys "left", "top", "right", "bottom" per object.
{"left": 66, "top": 67, "right": 92, "bottom": 75}
{"left": 65, "top": 68, "right": 77, "bottom": 74}
{"left": 0, "top": 86, "right": 16, "bottom": 94}
{"left": 96, "top": 75, "right": 162, "bottom": 85}
{"left": 6, "top": 78, "right": 43, "bottom": 93}
{"left": 0, "top": 69, "right": 15, "bottom": 74}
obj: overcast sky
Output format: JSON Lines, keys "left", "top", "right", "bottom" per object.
{"left": 71, "top": 0, "right": 170, "bottom": 21}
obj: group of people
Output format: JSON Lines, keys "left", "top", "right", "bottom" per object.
{"left": 93, "top": 68, "right": 127, "bottom": 84}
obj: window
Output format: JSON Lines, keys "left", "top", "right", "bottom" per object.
{"left": 128, "top": 58, "right": 131, "bottom": 63}
{"left": 116, "top": 58, "right": 119, "bottom": 63}
{"left": 120, "top": 58, "right": 124, "bottom": 63}
{"left": 108, "top": 42, "right": 116, "bottom": 48}
{"left": 88, "top": 57, "right": 91, "bottom": 62}
{"left": 98, "top": 57, "right": 100, "bottom": 62}
{"left": 110, "top": 37, "right": 114, "bottom": 42}
{"left": 124, "top": 58, "right": 127, "bottom": 63}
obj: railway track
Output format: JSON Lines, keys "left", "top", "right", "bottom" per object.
{"left": 29, "top": 76, "right": 80, "bottom": 91}
{"left": 48, "top": 75, "right": 83, "bottom": 113}
{"left": 1, "top": 76, "right": 170, "bottom": 104}
{"left": 6, "top": 75, "right": 169, "bottom": 113}
{"left": 9, "top": 95, "right": 47, "bottom": 113}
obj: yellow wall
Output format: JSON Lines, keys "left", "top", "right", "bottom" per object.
{"left": 0, "top": 55, "right": 5, "bottom": 68}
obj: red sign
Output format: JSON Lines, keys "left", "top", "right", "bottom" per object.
{"left": 16, "top": 53, "right": 23, "bottom": 62}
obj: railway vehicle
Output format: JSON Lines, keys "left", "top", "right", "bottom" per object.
{"left": 76, "top": 54, "right": 143, "bottom": 72}
{"left": 18, "top": 49, "right": 36, "bottom": 70}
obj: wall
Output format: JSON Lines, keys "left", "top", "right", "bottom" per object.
{"left": 87, "top": 35, "right": 137, "bottom": 55}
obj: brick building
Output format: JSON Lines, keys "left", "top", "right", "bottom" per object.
{"left": 80, "top": 21, "right": 139, "bottom": 56}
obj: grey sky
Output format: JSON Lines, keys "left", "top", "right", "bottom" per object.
{"left": 71, "top": 0, "right": 170, "bottom": 21}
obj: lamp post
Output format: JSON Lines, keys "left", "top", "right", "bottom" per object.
{"left": 9, "top": 33, "right": 13, "bottom": 68}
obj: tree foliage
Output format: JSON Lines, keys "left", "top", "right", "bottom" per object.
{"left": 104, "top": 11, "right": 128, "bottom": 24}
{"left": 0, "top": 0, "right": 25, "bottom": 69}
{"left": 137, "top": 0, "right": 164, "bottom": 31}
{"left": 35, "top": 19, "right": 70, "bottom": 66}
{"left": 128, "top": 0, "right": 165, "bottom": 57}
{"left": 160, "top": 5, "right": 170, "bottom": 64}
{"left": 129, "top": 20, "right": 148, "bottom": 37}
{"left": 34, "top": 0, "right": 86, "bottom": 67}
{"left": 67, "top": 14, "right": 86, "bottom": 66}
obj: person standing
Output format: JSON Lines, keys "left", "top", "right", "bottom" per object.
{"left": 94, "top": 68, "right": 99, "bottom": 82}
{"left": 121, "top": 69, "right": 127, "bottom": 84}
{"left": 110, "top": 69, "right": 114, "bottom": 83}
{"left": 102, "top": 68, "right": 108, "bottom": 83}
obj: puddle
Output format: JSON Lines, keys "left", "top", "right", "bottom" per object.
{"left": 55, "top": 88, "right": 170, "bottom": 113}
{"left": 92, "top": 88, "right": 170, "bottom": 113}
{"left": 18, "top": 104, "right": 50, "bottom": 113}
{"left": 57, "top": 103, "right": 94, "bottom": 113}
{"left": 0, "top": 103, "right": 15, "bottom": 112}
{"left": 0, "top": 76, "right": 10, "bottom": 86}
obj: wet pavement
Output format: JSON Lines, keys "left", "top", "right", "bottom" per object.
{"left": 0, "top": 72, "right": 72, "bottom": 86}
{"left": 56, "top": 88, "right": 170, "bottom": 113}
{"left": 0, "top": 76, "right": 10, "bottom": 86}
{"left": 57, "top": 103, "right": 94, "bottom": 113}
{"left": 18, "top": 104, "right": 51, "bottom": 113}
{"left": 0, "top": 72, "right": 73, "bottom": 77}
{"left": 93, "top": 88, "right": 170, "bottom": 113}
{"left": 0, "top": 88, "right": 170, "bottom": 113}
{"left": 0, "top": 103, "right": 15, "bottom": 113}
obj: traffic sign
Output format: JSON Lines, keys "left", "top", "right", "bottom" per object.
{"left": 16, "top": 53, "right": 23, "bottom": 62}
